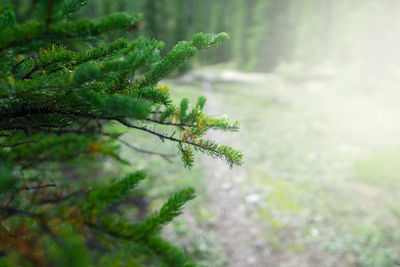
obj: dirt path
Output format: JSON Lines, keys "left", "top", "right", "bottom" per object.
{"left": 171, "top": 66, "right": 400, "bottom": 266}
{"left": 202, "top": 75, "right": 271, "bottom": 267}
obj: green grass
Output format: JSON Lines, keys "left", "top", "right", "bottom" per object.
{"left": 355, "top": 145, "right": 400, "bottom": 188}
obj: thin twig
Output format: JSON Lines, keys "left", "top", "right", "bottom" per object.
{"left": 116, "top": 118, "right": 215, "bottom": 152}
{"left": 118, "top": 138, "right": 175, "bottom": 163}
{"left": 21, "top": 184, "right": 56, "bottom": 191}
{"left": 144, "top": 118, "right": 193, "bottom": 127}
{"left": 22, "top": 67, "right": 38, "bottom": 80}
{"left": 0, "top": 206, "right": 37, "bottom": 218}
{"left": 0, "top": 140, "right": 37, "bottom": 147}
{"left": 40, "top": 220, "right": 65, "bottom": 247}
{"left": 12, "top": 54, "right": 38, "bottom": 71}
{"left": 39, "top": 189, "right": 87, "bottom": 204}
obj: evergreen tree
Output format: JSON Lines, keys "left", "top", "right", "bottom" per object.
{"left": 79, "top": 0, "right": 395, "bottom": 72}
{"left": 0, "top": 0, "right": 242, "bottom": 266}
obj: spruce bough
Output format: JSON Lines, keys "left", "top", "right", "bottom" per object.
{"left": 0, "top": 0, "right": 242, "bottom": 266}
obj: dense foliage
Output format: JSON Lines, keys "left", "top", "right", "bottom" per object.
{"left": 72, "top": 0, "right": 328, "bottom": 71}
{"left": 60, "top": 0, "right": 399, "bottom": 73}
{"left": 0, "top": 0, "right": 243, "bottom": 266}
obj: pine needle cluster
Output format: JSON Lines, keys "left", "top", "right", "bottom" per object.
{"left": 0, "top": 0, "right": 242, "bottom": 266}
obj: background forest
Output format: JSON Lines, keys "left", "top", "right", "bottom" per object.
{"left": 12, "top": 0, "right": 400, "bottom": 73}
{"left": 86, "top": 0, "right": 400, "bottom": 73}
{"left": 4, "top": 0, "right": 400, "bottom": 266}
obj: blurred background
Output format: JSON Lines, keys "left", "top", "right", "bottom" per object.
{"left": 11, "top": 0, "right": 400, "bottom": 266}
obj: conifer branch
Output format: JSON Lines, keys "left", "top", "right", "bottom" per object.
{"left": 0, "top": 206, "right": 65, "bottom": 247}
{"left": 40, "top": 220, "right": 66, "bottom": 247}
{"left": 21, "top": 184, "right": 56, "bottom": 191}
{"left": 116, "top": 118, "right": 243, "bottom": 166}
{"left": 0, "top": 206, "right": 38, "bottom": 218}
{"left": 0, "top": 13, "right": 142, "bottom": 51}
{"left": 86, "top": 188, "right": 195, "bottom": 241}
{"left": 0, "top": 1, "right": 240, "bottom": 262}
{"left": 144, "top": 117, "right": 239, "bottom": 131}
{"left": 0, "top": 140, "right": 37, "bottom": 147}
{"left": 117, "top": 138, "right": 175, "bottom": 163}
{"left": 39, "top": 188, "right": 87, "bottom": 204}
{"left": 12, "top": 54, "right": 38, "bottom": 71}
{"left": 144, "top": 118, "right": 196, "bottom": 127}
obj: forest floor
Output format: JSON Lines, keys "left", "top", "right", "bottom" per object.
{"left": 125, "top": 64, "right": 400, "bottom": 266}
{"left": 201, "top": 73, "right": 271, "bottom": 266}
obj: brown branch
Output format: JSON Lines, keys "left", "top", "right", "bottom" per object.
{"left": 38, "top": 188, "right": 87, "bottom": 204}
{"left": 117, "top": 138, "right": 175, "bottom": 163}
{"left": 2, "top": 108, "right": 223, "bottom": 160}
{"left": 0, "top": 206, "right": 66, "bottom": 247}
{"left": 0, "top": 206, "right": 37, "bottom": 218}
{"left": 39, "top": 220, "right": 65, "bottom": 247}
{"left": 21, "top": 184, "right": 56, "bottom": 191}
{"left": 145, "top": 117, "right": 238, "bottom": 131}
{"left": 0, "top": 140, "right": 37, "bottom": 147}
{"left": 12, "top": 54, "right": 38, "bottom": 71}
{"left": 22, "top": 67, "right": 38, "bottom": 80}
{"left": 144, "top": 118, "right": 194, "bottom": 127}
{"left": 116, "top": 118, "right": 210, "bottom": 150}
